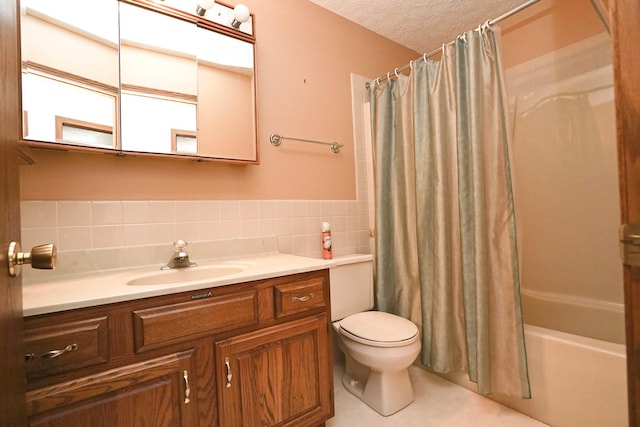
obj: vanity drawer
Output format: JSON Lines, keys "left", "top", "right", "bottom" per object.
{"left": 24, "top": 316, "right": 109, "bottom": 381}
{"left": 274, "top": 276, "right": 326, "bottom": 318}
{"left": 132, "top": 290, "right": 258, "bottom": 352}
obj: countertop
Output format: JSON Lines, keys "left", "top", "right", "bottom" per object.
{"left": 23, "top": 253, "right": 336, "bottom": 317}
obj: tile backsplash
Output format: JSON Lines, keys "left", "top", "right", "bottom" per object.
{"left": 21, "top": 199, "right": 371, "bottom": 259}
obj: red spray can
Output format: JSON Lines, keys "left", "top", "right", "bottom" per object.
{"left": 322, "top": 222, "right": 332, "bottom": 259}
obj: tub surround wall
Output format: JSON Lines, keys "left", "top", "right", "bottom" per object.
{"left": 505, "top": 31, "right": 623, "bottom": 335}
{"left": 500, "top": 0, "right": 606, "bottom": 69}
{"left": 521, "top": 288, "right": 625, "bottom": 344}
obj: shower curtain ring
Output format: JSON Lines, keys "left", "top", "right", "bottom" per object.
{"left": 387, "top": 72, "right": 391, "bottom": 82}
{"left": 394, "top": 68, "right": 400, "bottom": 78}
{"left": 409, "top": 60, "right": 413, "bottom": 71}
{"left": 375, "top": 77, "right": 381, "bottom": 86}
{"left": 480, "top": 19, "right": 492, "bottom": 32}
{"left": 423, "top": 52, "right": 428, "bottom": 63}
{"left": 441, "top": 43, "right": 446, "bottom": 56}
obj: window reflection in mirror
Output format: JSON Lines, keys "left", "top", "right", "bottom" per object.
{"left": 172, "top": 130, "right": 198, "bottom": 154}
{"left": 56, "top": 116, "right": 114, "bottom": 148}
{"left": 20, "top": 0, "right": 119, "bottom": 149}
{"left": 119, "top": 2, "right": 198, "bottom": 155}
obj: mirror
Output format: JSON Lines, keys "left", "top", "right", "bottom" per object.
{"left": 20, "top": 0, "right": 258, "bottom": 163}
{"left": 20, "top": 0, "right": 119, "bottom": 150}
{"left": 119, "top": 2, "right": 198, "bottom": 155}
{"left": 196, "top": 27, "right": 256, "bottom": 160}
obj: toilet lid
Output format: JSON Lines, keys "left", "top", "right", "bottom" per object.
{"left": 339, "top": 312, "right": 418, "bottom": 345}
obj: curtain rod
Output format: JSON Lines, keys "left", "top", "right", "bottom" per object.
{"left": 370, "top": 0, "right": 541, "bottom": 86}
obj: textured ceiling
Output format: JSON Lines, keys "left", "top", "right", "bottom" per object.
{"left": 308, "top": 0, "right": 528, "bottom": 54}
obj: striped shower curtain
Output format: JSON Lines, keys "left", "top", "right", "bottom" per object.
{"left": 369, "top": 24, "right": 530, "bottom": 398}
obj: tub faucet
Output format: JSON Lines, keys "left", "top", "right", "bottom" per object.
{"left": 162, "top": 240, "right": 197, "bottom": 270}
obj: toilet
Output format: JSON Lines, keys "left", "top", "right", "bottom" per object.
{"left": 330, "top": 254, "right": 421, "bottom": 416}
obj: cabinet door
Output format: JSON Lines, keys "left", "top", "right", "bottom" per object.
{"left": 27, "top": 350, "right": 198, "bottom": 427}
{"left": 215, "top": 314, "right": 333, "bottom": 427}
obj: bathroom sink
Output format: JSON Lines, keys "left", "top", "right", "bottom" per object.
{"left": 126, "top": 265, "right": 245, "bottom": 286}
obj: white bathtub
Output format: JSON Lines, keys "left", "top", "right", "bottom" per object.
{"left": 438, "top": 292, "right": 628, "bottom": 427}
{"left": 493, "top": 324, "right": 628, "bottom": 427}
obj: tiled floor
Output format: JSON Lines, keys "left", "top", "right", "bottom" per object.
{"left": 327, "top": 360, "right": 548, "bottom": 427}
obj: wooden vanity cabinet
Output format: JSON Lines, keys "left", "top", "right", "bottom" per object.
{"left": 23, "top": 269, "right": 334, "bottom": 427}
{"left": 216, "top": 314, "right": 332, "bottom": 426}
{"left": 27, "top": 350, "right": 199, "bottom": 427}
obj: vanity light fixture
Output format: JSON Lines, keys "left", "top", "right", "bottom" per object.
{"left": 231, "top": 4, "right": 250, "bottom": 29}
{"left": 195, "top": 0, "right": 215, "bottom": 16}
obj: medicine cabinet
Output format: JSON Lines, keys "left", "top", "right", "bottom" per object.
{"left": 20, "top": 0, "right": 258, "bottom": 163}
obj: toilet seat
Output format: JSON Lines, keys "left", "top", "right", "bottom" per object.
{"left": 339, "top": 311, "right": 419, "bottom": 348}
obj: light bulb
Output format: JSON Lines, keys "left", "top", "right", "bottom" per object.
{"left": 195, "top": 0, "right": 215, "bottom": 16}
{"left": 231, "top": 4, "right": 250, "bottom": 29}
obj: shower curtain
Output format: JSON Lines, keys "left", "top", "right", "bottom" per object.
{"left": 370, "top": 24, "right": 530, "bottom": 397}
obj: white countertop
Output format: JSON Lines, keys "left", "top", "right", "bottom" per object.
{"left": 23, "top": 253, "right": 336, "bottom": 317}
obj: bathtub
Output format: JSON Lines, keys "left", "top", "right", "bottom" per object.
{"left": 492, "top": 324, "right": 628, "bottom": 427}
{"left": 436, "top": 291, "right": 628, "bottom": 427}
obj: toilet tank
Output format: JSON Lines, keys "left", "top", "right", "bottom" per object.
{"left": 329, "top": 254, "right": 374, "bottom": 321}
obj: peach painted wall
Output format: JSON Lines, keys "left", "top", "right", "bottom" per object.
{"left": 19, "top": 0, "right": 418, "bottom": 201}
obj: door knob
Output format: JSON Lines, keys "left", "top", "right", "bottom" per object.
{"left": 7, "top": 241, "right": 56, "bottom": 277}
{"left": 621, "top": 224, "right": 640, "bottom": 267}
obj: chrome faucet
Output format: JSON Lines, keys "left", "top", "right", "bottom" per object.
{"left": 162, "top": 240, "right": 197, "bottom": 270}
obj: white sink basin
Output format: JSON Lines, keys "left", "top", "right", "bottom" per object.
{"left": 127, "top": 265, "right": 245, "bottom": 286}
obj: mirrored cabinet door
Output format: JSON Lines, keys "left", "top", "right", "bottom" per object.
{"left": 21, "top": 0, "right": 119, "bottom": 150}
{"left": 119, "top": 2, "right": 198, "bottom": 155}
{"left": 196, "top": 28, "right": 256, "bottom": 161}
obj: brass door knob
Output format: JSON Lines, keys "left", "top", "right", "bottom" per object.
{"left": 7, "top": 242, "right": 57, "bottom": 277}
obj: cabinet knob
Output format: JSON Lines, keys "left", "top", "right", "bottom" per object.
{"left": 7, "top": 242, "right": 57, "bottom": 277}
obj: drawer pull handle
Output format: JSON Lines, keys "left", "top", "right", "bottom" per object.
{"left": 292, "top": 293, "right": 313, "bottom": 302}
{"left": 26, "top": 343, "right": 78, "bottom": 361}
{"left": 183, "top": 370, "right": 191, "bottom": 404}
{"left": 225, "top": 357, "right": 232, "bottom": 388}
{"left": 42, "top": 343, "right": 78, "bottom": 359}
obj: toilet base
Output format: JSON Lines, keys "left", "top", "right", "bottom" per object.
{"left": 341, "top": 360, "right": 415, "bottom": 416}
